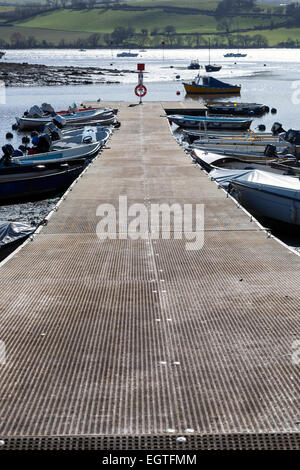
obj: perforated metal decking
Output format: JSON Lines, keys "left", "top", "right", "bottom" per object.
{"left": 0, "top": 102, "right": 299, "bottom": 451}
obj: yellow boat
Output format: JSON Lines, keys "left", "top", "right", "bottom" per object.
{"left": 183, "top": 75, "right": 241, "bottom": 95}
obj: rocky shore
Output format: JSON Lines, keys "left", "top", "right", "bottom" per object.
{"left": 0, "top": 62, "right": 135, "bottom": 86}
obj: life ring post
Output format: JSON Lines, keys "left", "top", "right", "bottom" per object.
{"left": 136, "top": 63, "right": 146, "bottom": 104}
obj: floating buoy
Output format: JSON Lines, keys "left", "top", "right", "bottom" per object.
{"left": 271, "top": 108, "right": 277, "bottom": 114}
{"left": 6, "top": 132, "right": 13, "bottom": 139}
{"left": 258, "top": 124, "right": 266, "bottom": 131}
{"left": 22, "top": 136, "right": 30, "bottom": 144}
{"left": 176, "top": 90, "right": 181, "bottom": 95}
{"left": 176, "top": 74, "right": 180, "bottom": 79}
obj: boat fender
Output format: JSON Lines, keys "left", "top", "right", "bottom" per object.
{"left": 32, "top": 136, "right": 39, "bottom": 146}
{"left": 22, "top": 136, "right": 30, "bottom": 145}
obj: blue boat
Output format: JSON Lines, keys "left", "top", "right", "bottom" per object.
{"left": 168, "top": 114, "right": 253, "bottom": 130}
{"left": 0, "top": 163, "right": 84, "bottom": 203}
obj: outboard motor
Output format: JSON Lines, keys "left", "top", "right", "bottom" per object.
{"left": 27, "top": 105, "right": 43, "bottom": 118}
{"left": 52, "top": 114, "right": 66, "bottom": 129}
{"left": 1, "top": 144, "right": 14, "bottom": 166}
{"left": 44, "top": 122, "right": 63, "bottom": 141}
{"left": 271, "top": 122, "right": 285, "bottom": 136}
{"left": 263, "top": 144, "right": 277, "bottom": 158}
{"left": 41, "top": 103, "right": 55, "bottom": 115}
{"left": 37, "top": 134, "right": 52, "bottom": 153}
{"left": 283, "top": 129, "right": 300, "bottom": 145}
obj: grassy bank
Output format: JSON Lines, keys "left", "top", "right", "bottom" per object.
{"left": 0, "top": 1, "right": 298, "bottom": 47}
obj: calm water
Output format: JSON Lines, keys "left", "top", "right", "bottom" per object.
{"left": 0, "top": 49, "right": 300, "bottom": 250}
{"left": 2, "top": 48, "right": 300, "bottom": 142}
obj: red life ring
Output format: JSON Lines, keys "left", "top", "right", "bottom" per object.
{"left": 135, "top": 84, "right": 147, "bottom": 97}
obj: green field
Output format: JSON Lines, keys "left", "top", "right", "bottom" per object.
{"left": 0, "top": 0, "right": 297, "bottom": 47}
{"left": 15, "top": 7, "right": 286, "bottom": 34}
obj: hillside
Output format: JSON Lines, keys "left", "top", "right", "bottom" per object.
{"left": 0, "top": 0, "right": 298, "bottom": 48}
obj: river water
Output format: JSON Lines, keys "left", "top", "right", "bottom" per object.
{"left": 0, "top": 48, "right": 300, "bottom": 250}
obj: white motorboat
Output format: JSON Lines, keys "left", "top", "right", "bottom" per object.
{"left": 210, "top": 168, "right": 300, "bottom": 226}
{"left": 16, "top": 108, "right": 116, "bottom": 131}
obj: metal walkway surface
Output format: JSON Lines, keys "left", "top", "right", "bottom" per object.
{"left": 0, "top": 102, "right": 300, "bottom": 451}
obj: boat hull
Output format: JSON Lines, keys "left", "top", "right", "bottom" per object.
{"left": 184, "top": 83, "right": 241, "bottom": 94}
{"left": 231, "top": 181, "right": 300, "bottom": 226}
{"left": 205, "top": 65, "right": 222, "bottom": 72}
{"left": 170, "top": 117, "right": 252, "bottom": 131}
{"left": 0, "top": 166, "right": 83, "bottom": 203}
{"left": 13, "top": 142, "right": 101, "bottom": 165}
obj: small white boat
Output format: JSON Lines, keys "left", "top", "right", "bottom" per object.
{"left": 16, "top": 108, "right": 115, "bottom": 131}
{"left": 16, "top": 116, "right": 53, "bottom": 131}
{"left": 211, "top": 168, "right": 300, "bottom": 226}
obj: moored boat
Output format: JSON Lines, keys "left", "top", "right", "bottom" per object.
{"left": 226, "top": 170, "right": 300, "bottom": 226}
{"left": 205, "top": 101, "right": 269, "bottom": 116}
{"left": 205, "top": 40, "right": 222, "bottom": 73}
{"left": 117, "top": 52, "right": 138, "bottom": 57}
{"left": 205, "top": 64, "right": 222, "bottom": 72}
{"left": 224, "top": 52, "right": 247, "bottom": 58}
{"left": 0, "top": 163, "right": 84, "bottom": 203}
{"left": 183, "top": 75, "right": 241, "bottom": 95}
{"left": 6, "top": 141, "right": 101, "bottom": 166}
{"left": 168, "top": 114, "right": 252, "bottom": 131}
{"left": 188, "top": 60, "right": 201, "bottom": 70}
{"left": 16, "top": 108, "right": 116, "bottom": 131}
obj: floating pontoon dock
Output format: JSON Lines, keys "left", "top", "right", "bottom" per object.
{"left": 0, "top": 102, "right": 299, "bottom": 451}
